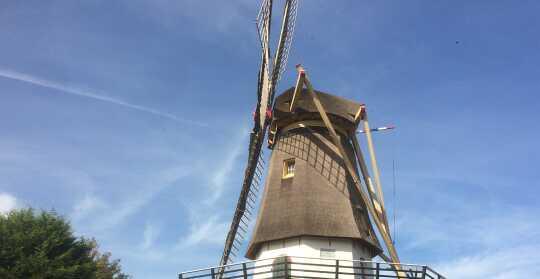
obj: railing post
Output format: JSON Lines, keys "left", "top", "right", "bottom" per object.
{"left": 335, "top": 259, "right": 339, "bottom": 279}
{"left": 242, "top": 263, "right": 248, "bottom": 279}
{"left": 178, "top": 259, "right": 444, "bottom": 279}
{"left": 284, "top": 257, "right": 289, "bottom": 279}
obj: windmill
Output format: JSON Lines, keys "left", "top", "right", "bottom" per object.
{"left": 220, "top": 0, "right": 400, "bottom": 265}
{"left": 209, "top": 1, "right": 438, "bottom": 278}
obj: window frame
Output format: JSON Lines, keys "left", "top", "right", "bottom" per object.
{"left": 282, "top": 158, "right": 295, "bottom": 179}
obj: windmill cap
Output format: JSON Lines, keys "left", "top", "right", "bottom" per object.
{"left": 273, "top": 87, "right": 364, "bottom": 130}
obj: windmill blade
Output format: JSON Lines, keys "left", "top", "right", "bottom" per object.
{"left": 256, "top": 0, "right": 272, "bottom": 54}
{"left": 219, "top": 0, "right": 301, "bottom": 269}
{"left": 258, "top": 57, "right": 272, "bottom": 129}
{"left": 256, "top": 0, "right": 273, "bottom": 129}
{"left": 257, "top": 0, "right": 299, "bottom": 128}
{"left": 271, "top": 0, "right": 299, "bottom": 85}
{"left": 218, "top": 1, "right": 273, "bottom": 265}
{"left": 218, "top": 128, "right": 266, "bottom": 268}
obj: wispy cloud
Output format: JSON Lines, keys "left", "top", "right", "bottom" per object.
{"left": 437, "top": 246, "right": 540, "bottom": 279}
{"left": 141, "top": 223, "right": 161, "bottom": 251}
{"left": 71, "top": 194, "right": 107, "bottom": 223}
{"left": 177, "top": 214, "right": 229, "bottom": 248}
{"left": 122, "top": 0, "right": 255, "bottom": 36}
{"left": 0, "top": 68, "right": 207, "bottom": 127}
{"left": 205, "top": 127, "right": 248, "bottom": 204}
{"left": 399, "top": 205, "right": 540, "bottom": 252}
{"left": 71, "top": 165, "right": 193, "bottom": 234}
{"left": 399, "top": 203, "right": 540, "bottom": 278}
{"left": 0, "top": 192, "right": 18, "bottom": 214}
{"left": 175, "top": 126, "right": 249, "bottom": 250}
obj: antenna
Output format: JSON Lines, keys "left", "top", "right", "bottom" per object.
{"left": 392, "top": 158, "right": 397, "bottom": 245}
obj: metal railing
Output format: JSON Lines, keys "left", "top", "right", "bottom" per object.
{"left": 179, "top": 256, "right": 446, "bottom": 279}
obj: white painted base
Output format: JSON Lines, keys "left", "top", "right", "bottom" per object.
{"left": 255, "top": 236, "right": 373, "bottom": 260}
{"left": 253, "top": 236, "right": 374, "bottom": 279}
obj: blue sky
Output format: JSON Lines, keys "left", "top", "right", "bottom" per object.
{"left": 0, "top": 0, "right": 539, "bottom": 278}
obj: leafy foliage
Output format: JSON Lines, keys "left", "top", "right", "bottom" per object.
{"left": 90, "top": 240, "right": 130, "bottom": 279}
{"left": 0, "top": 208, "right": 130, "bottom": 279}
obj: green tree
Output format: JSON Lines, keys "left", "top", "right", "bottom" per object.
{"left": 89, "top": 240, "right": 130, "bottom": 279}
{"left": 0, "top": 208, "right": 129, "bottom": 279}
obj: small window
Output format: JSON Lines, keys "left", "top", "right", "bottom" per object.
{"left": 320, "top": 248, "right": 336, "bottom": 258}
{"left": 282, "top": 158, "right": 295, "bottom": 179}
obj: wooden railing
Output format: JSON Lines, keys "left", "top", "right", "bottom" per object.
{"left": 179, "top": 256, "right": 446, "bottom": 279}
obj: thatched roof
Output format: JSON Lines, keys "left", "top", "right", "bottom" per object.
{"left": 245, "top": 90, "right": 381, "bottom": 259}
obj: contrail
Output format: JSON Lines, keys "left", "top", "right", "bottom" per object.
{"left": 0, "top": 68, "right": 207, "bottom": 127}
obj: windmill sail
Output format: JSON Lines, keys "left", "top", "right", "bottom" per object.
{"left": 218, "top": 0, "right": 299, "bottom": 268}
{"left": 255, "top": 0, "right": 272, "bottom": 129}
{"left": 271, "top": 0, "right": 299, "bottom": 85}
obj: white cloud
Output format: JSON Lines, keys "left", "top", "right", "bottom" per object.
{"left": 437, "top": 246, "right": 540, "bottom": 279}
{"left": 174, "top": 125, "right": 253, "bottom": 251}
{"left": 398, "top": 204, "right": 540, "bottom": 278}
{"left": 0, "top": 68, "right": 207, "bottom": 127}
{"left": 72, "top": 164, "right": 193, "bottom": 234}
{"left": 122, "top": 0, "right": 255, "bottom": 35}
{"left": 205, "top": 127, "right": 248, "bottom": 204}
{"left": 400, "top": 206, "right": 540, "bottom": 252}
{"left": 71, "top": 194, "right": 107, "bottom": 222}
{"left": 0, "top": 193, "right": 18, "bottom": 214}
{"left": 177, "top": 214, "right": 229, "bottom": 248}
{"left": 141, "top": 223, "right": 160, "bottom": 251}
{"left": 206, "top": 145, "right": 244, "bottom": 204}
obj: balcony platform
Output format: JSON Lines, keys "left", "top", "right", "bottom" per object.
{"left": 179, "top": 256, "right": 446, "bottom": 279}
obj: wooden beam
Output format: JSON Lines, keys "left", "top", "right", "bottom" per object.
{"left": 351, "top": 134, "right": 377, "bottom": 199}
{"left": 362, "top": 111, "right": 386, "bottom": 212}
{"left": 257, "top": 0, "right": 273, "bottom": 129}
{"left": 282, "top": 121, "right": 342, "bottom": 156}
{"left": 281, "top": 120, "right": 348, "bottom": 136}
{"left": 379, "top": 254, "right": 407, "bottom": 278}
{"left": 354, "top": 105, "right": 364, "bottom": 126}
{"left": 289, "top": 70, "right": 305, "bottom": 112}
{"left": 272, "top": 0, "right": 291, "bottom": 82}
{"left": 351, "top": 133, "right": 391, "bottom": 233}
{"left": 297, "top": 66, "right": 402, "bottom": 271}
